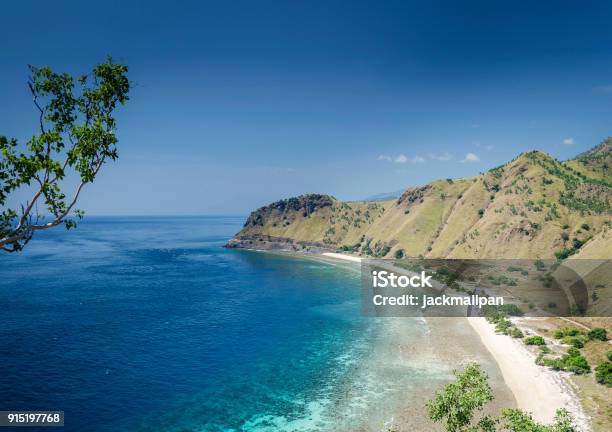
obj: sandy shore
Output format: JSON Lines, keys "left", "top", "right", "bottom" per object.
{"left": 467, "top": 317, "right": 590, "bottom": 429}
{"left": 321, "top": 252, "right": 362, "bottom": 263}
{"left": 312, "top": 252, "right": 590, "bottom": 429}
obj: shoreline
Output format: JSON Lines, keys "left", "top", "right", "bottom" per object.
{"left": 234, "top": 249, "right": 591, "bottom": 430}
{"left": 467, "top": 317, "right": 590, "bottom": 430}
{"left": 319, "top": 251, "right": 590, "bottom": 430}
{"left": 320, "top": 252, "right": 363, "bottom": 263}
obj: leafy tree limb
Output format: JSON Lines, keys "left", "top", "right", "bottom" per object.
{"left": 0, "top": 57, "right": 129, "bottom": 252}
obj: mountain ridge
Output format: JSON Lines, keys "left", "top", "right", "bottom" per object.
{"left": 227, "top": 139, "right": 611, "bottom": 259}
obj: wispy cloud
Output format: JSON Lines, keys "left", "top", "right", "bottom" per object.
{"left": 378, "top": 154, "right": 425, "bottom": 164}
{"left": 428, "top": 151, "right": 453, "bottom": 161}
{"left": 461, "top": 152, "right": 480, "bottom": 163}
{"left": 563, "top": 137, "right": 575, "bottom": 145}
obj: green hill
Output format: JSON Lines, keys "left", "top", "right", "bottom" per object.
{"left": 227, "top": 139, "right": 611, "bottom": 259}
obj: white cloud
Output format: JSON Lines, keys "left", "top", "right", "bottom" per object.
{"left": 485, "top": 145, "right": 494, "bottom": 151}
{"left": 563, "top": 137, "right": 575, "bottom": 145}
{"left": 394, "top": 154, "right": 408, "bottom": 163}
{"left": 461, "top": 152, "right": 480, "bottom": 163}
{"left": 379, "top": 153, "right": 425, "bottom": 164}
{"left": 428, "top": 151, "right": 453, "bottom": 161}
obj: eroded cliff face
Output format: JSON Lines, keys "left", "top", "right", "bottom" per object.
{"left": 228, "top": 140, "right": 611, "bottom": 260}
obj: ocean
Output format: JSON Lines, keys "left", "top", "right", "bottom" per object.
{"left": 0, "top": 216, "right": 454, "bottom": 432}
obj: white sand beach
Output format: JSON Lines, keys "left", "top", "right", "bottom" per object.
{"left": 316, "top": 251, "right": 591, "bottom": 430}
{"left": 321, "top": 252, "right": 362, "bottom": 263}
{"left": 467, "top": 317, "right": 590, "bottom": 430}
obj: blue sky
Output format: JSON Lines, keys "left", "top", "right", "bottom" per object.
{"left": 2, "top": 0, "right": 612, "bottom": 215}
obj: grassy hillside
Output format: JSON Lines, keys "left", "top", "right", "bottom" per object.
{"left": 228, "top": 138, "right": 611, "bottom": 259}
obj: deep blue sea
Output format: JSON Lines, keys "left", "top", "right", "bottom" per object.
{"left": 0, "top": 217, "right": 447, "bottom": 432}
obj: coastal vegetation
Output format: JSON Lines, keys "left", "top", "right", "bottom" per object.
{"left": 426, "top": 363, "right": 577, "bottom": 432}
{"left": 0, "top": 58, "right": 130, "bottom": 252}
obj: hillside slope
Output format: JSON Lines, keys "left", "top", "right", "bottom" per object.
{"left": 227, "top": 139, "right": 611, "bottom": 259}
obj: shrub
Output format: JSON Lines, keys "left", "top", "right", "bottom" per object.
{"left": 507, "top": 327, "right": 524, "bottom": 338}
{"left": 500, "top": 304, "right": 524, "bottom": 316}
{"left": 567, "top": 347, "right": 581, "bottom": 357}
{"left": 558, "top": 327, "right": 582, "bottom": 337}
{"left": 525, "top": 336, "right": 545, "bottom": 346}
{"left": 553, "top": 329, "right": 565, "bottom": 339}
{"left": 587, "top": 327, "right": 608, "bottom": 341}
{"left": 608, "top": 351, "right": 612, "bottom": 361}
{"left": 581, "top": 223, "right": 590, "bottom": 231}
{"left": 562, "top": 354, "right": 590, "bottom": 374}
{"left": 555, "top": 248, "right": 573, "bottom": 260}
{"left": 478, "top": 208, "right": 485, "bottom": 218}
{"left": 394, "top": 249, "right": 405, "bottom": 259}
{"left": 561, "top": 335, "right": 586, "bottom": 349}
{"left": 495, "top": 318, "right": 512, "bottom": 334}
{"left": 595, "top": 362, "right": 612, "bottom": 386}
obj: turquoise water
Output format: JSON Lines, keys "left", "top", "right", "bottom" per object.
{"left": 0, "top": 217, "right": 447, "bottom": 431}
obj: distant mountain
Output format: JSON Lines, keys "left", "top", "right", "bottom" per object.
{"left": 227, "top": 138, "right": 611, "bottom": 260}
{"left": 363, "top": 190, "right": 403, "bottom": 202}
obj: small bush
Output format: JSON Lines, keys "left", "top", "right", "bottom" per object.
{"left": 607, "top": 351, "right": 612, "bottom": 361}
{"left": 478, "top": 208, "right": 485, "bottom": 218}
{"left": 495, "top": 318, "right": 512, "bottom": 334}
{"left": 555, "top": 327, "right": 582, "bottom": 337}
{"left": 507, "top": 327, "right": 524, "bottom": 338}
{"left": 561, "top": 335, "right": 586, "bottom": 349}
{"left": 500, "top": 304, "right": 524, "bottom": 316}
{"left": 525, "top": 336, "right": 545, "bottom": 346}
{"left": 595, "top": 362, "right": 612, "bottom": 386}
{"left": 394, "top": 249, "right": 405, "bottom": 259}
{"left": 581, "top": 223, "right": 590, "bottom": 231}
{"left": 553, "top": 329, "right": 564, "bottom": 339}
{"left": 587, "top": 327, "right": 608, "bottom": 341}
{"left": 563, "top": 354, "right": 590, "bottom": 374}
